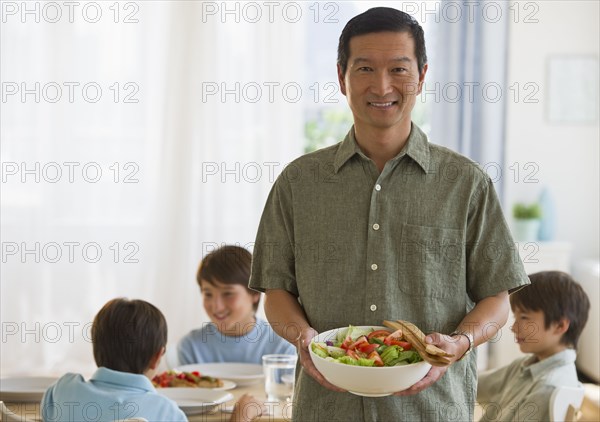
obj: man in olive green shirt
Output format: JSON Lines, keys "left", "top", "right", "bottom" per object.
{"left": 249, "top": 7, "right": 529, "bottom": 422}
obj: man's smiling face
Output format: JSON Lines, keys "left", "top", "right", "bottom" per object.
{"left": 338, "top": 31, "right": 427, "bottom": 134}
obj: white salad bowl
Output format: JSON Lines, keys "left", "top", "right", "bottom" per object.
{"left": 309, "top": 325, "right": 432, "bottom": 397}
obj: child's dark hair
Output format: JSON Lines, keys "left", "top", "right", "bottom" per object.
{"left": 197, "top": 245, "right": 259, "bottom": 311}
{"left": 510, "top": 271, "right": 590, "bottom": 348}
{"left": 337, "top": 7, "right": 427, "bottom": 76}
{"left": 92, "top": 298, "right": 167, "bottom": 374}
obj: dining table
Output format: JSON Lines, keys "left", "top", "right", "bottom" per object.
{"left": 187, "top": 381, "right": 292, "bottom": 422}
{"left": 1, "top": 380, "right": 291, "bottom": 422}
{"left": 4, "top": 386, "right": 600, "bottom": 422}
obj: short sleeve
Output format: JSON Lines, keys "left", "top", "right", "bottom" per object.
{"left": 249, "top": 172, "right": 298, "bottom": 296}
{"left": 466, "top": 178, "right": 530, "bottom": 302}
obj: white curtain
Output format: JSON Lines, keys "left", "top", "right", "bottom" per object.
{"left": 1, "top": 1, "right": 304, "bottom": 377}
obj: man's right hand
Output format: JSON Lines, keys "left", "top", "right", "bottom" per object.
{"left": 295, "top": 327, "right": 346, "bottom": 392}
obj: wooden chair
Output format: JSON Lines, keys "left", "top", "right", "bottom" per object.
{"left": 550, "top": 384, "right": 585, "bottom": 422}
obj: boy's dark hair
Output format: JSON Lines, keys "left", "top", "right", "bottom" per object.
{"left": 197, "top": 245, "right": 259, "bottom": 311}
{"left": 337, "top": 7, "right": 427, "bottom": 76}
{"left": 92, "top": 298, "right": 167, "bottom": 374}
{"left": 510, "top": 271, "right": 590, "bottom": 348}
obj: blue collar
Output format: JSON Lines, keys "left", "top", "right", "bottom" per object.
{"left": 91, "top": 367, "right": 155, "bottom": 393}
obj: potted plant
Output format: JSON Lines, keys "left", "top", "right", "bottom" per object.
{"left": 512, "top": 202, "right": 542, "bottom": 241}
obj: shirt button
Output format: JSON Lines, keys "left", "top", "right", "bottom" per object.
{"left": 373, "top": 223, "right": 380, "bottom": 230}
{"left": 375, "top": 184, "right": 381, "bottom": 191}
{"left": 371, "top": 263, "right": 378, "bottom": 271}
{"left": 370, "top": 304, "right": 377, "bottom": 311}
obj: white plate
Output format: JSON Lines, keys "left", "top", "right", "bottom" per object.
{"left": 176, "top": 363, "right": 264, "bottom": 387}
{"left": 209, "top": 379, "right": 236, "bottom": 391}
{"left": 0, "top": 377, "right": 58, "bottom": 402}
{"left": 157, "top": 388, "right": 233, "bottom": 415}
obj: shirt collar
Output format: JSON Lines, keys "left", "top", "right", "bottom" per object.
{"left": 520, "top": 349, "right": 577, "bottom": 379}
{"left": 333, "top": 123, "right": 430, "bottom": 174}
{"left": 91, "top": 367, "right": 155, "bottom": 392}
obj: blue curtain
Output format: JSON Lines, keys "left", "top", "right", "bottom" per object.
{"left": 428, "top": 0, "right": 509, "bottom": 201}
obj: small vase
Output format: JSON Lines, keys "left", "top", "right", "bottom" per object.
{"left": 538, "top": 188, "right": 555, "bottom": 241}
{"left": 513, "top": 219, "right": 541, "bottom": 242}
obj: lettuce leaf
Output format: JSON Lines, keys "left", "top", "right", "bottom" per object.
{"left": 311, "top": 342, "right": 329, "bottom": 359}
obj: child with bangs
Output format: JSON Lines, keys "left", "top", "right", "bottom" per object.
{"left": 178, "top": 245, "right": 295, "bottom": 365}
{"left": 477, "top": 271, "right": 590, "bottom": 422}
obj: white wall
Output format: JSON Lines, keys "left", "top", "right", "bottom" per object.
{"left": 504, "top": 1, "right": 599, "bottom": 263}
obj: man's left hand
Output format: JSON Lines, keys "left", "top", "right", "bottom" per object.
{"left": 392, "top": 365, "right": 448, "bottom": 396}
{"left": 393, "top": 332, "right": 469, "bottom": 396}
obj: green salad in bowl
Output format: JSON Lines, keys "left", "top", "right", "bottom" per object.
{"left": 311, "top": 325, "right": 423, "bottom": 367}
{"left": 309, "top": 325, "right": 431, "bottom": 397}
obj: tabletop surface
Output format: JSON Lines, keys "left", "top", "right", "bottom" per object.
{"left": 187, "top": 382, "right": 292, "bottom": 422}
{"left": 5, "top": 380, "right": 598, "bottom": 421}
{"left": 1, "top": 381, "right": 291, "bottom": 422}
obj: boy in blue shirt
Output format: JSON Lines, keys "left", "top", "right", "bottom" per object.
{"left": 42, "top": 298, "right": 186, "bottom": 421}
{"left": 178, "top": 245, "right": 295, "bottom": 365}
{"left": 477, "top": 271, "right": 590, "bottom": 421}
{"left": 42, "top": 298, "right": 265, "bottom": 422}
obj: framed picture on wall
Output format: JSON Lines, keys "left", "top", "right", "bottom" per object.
{"left": 546, "top": 55, "right": 599, "bottom": 124}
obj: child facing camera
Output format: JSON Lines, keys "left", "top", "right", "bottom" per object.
{"left": 477, "top": 271, "right": 590, "bottom": 422}
{"left": 178, "top": 245, "right": 295, "bottom": 365}
{"left": 42, "top": 298, "right": 265, "bottom": 422}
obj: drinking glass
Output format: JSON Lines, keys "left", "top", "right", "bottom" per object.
{"left": 262, "top": 354, "right": 297, "bottom": 403}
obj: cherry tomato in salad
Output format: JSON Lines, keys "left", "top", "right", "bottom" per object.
{"left": 382, "top": 328, "right": 411, "bottom": 348}
{"left": 367, "top": 350, "right": 385, "bottom": 367}
{"left": 348, "top": 336, "right": 369, "bottom": 351}
{"left": 357, "top": 343, "right": 379, "bottom": 354}
{"left": 384, "top": 337, "right": 412, "bottom": 349}
{"left": 340, "top": 335, "right": 354, "bottom": 350}
{"left": 346, "top": 350, "right": 360, "bottom": 360}
{"left": 367, "top": 330, "right": 392, "bottom": 341}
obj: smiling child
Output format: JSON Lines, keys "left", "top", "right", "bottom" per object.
{"left": 178, "top": 245, "right": 295, "bottom": 365}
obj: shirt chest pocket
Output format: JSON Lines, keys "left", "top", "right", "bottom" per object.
{"left": 397, "top": 223, "right": 464, "bottom": 298}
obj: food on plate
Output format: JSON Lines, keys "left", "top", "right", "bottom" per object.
{"left": 152, "top": 370, "right": 224, "bottom": 388}
{"left": 310, "top": 325, "right": 423, "bottom": 367}
{"left": 309, "top": 325, "right": 433, "bottom": 396}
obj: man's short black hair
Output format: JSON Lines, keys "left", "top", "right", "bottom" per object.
{"left": 337, "top": 7, "right": 427, "bottom": 76}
